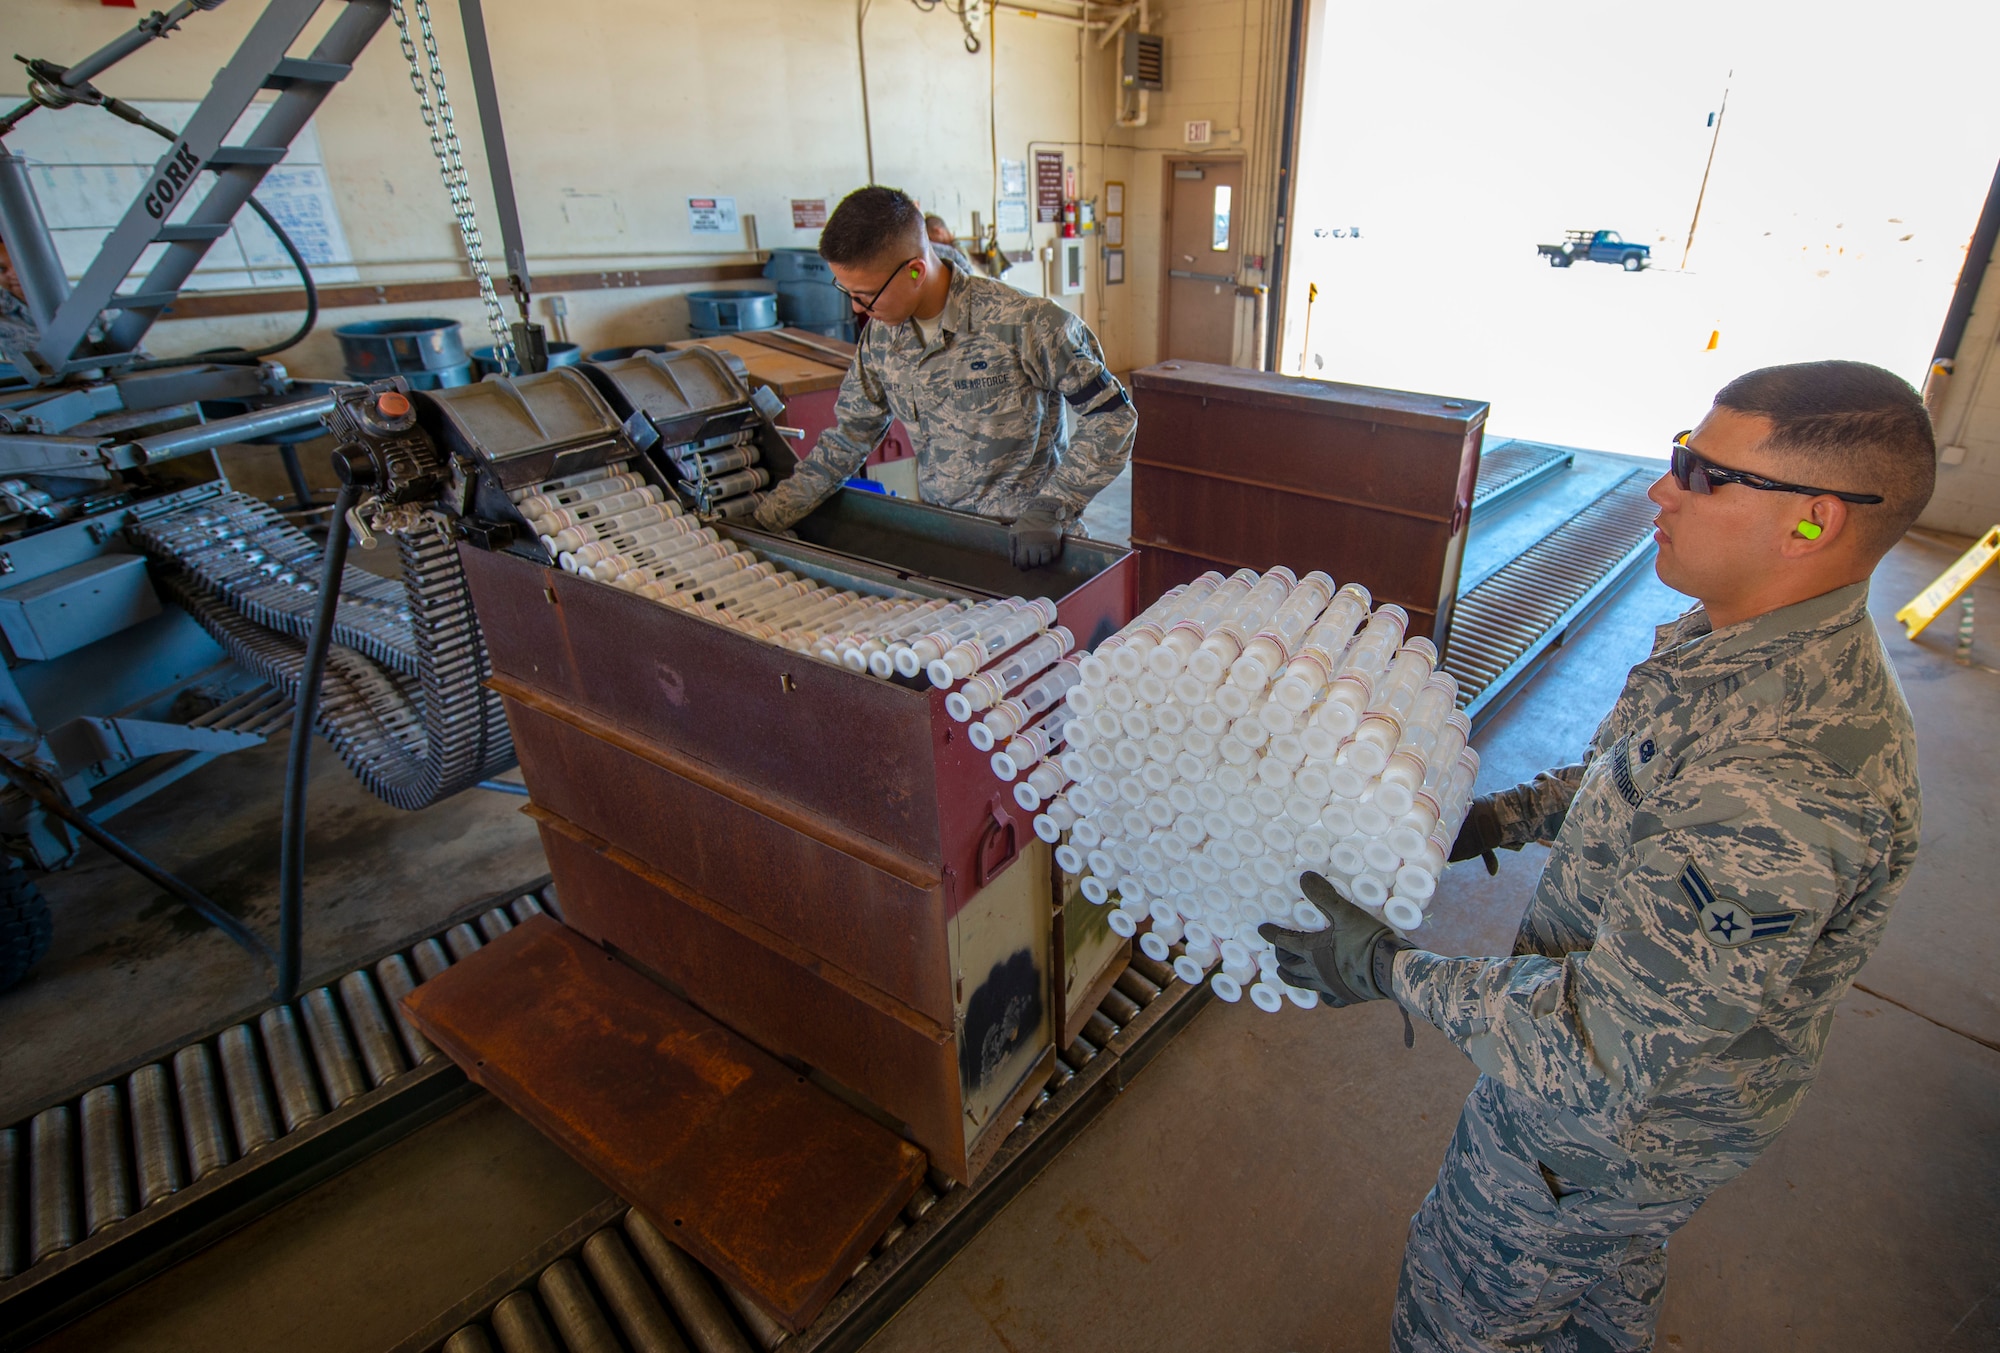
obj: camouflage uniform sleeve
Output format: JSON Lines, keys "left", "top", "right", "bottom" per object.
{"left": 1485, "top": 763, "right": 1589, "bottom": 848}
{"left": 1394, "top": 746, "right": 1887, "bottom": 1130}
{"left": 1017, "top": 307, "right": 1135, "bottom": 521}
{"left": 754, "top": 350, "right": 893, "bottom": 531}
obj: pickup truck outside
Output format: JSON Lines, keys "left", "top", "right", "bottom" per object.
{"left": 1538, "top": 230, "right": 1650, "bottom": 271}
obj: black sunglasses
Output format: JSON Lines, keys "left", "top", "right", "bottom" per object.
{"left": 833, "top": 256, "right": 922, "bottom": 313}
{"left": 1669, "top": 431, "right": 1883, "bottom": 505}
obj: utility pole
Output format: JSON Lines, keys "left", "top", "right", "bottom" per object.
{"left": 1680, "top": 73, "right": 1731, "bottom": 271}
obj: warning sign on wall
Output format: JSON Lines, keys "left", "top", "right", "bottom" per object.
{"left": 791, "top": 198, "right": 828, "bottom": 229}
{"left": 1035, "top": 150, "right": 1064, "bottom": 224}
{"left": 687, "top": 197, "right": 739, "bottom": 234}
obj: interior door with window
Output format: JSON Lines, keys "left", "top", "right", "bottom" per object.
{"left": 1162, "top": 159, "right": 1242, "bottom": 364}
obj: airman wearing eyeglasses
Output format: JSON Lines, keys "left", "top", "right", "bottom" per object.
{"left": 753, "top": 186, "right": 1135, "bottom": 569}
{"left": 1329, "top": 361, "right": 1931, "bottom": 1352}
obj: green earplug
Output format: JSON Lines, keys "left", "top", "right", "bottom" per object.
{"left": 1797, "top": 520, "right": 1823, "bottom": 540}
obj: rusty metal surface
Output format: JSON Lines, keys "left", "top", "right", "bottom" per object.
{"left": 400, "top": 915, "right": 925, "bottom": 1333}
{"left": 502, "top": 687, "right": 955, "bottom": 1023}
{"left": 528, "top": 812, "right": 974, "bottom": 1178}
{"left": 1127, "top": 360, "right": 1489, "bottom": 437}
{"left": 462, "top": 544, "right": 945, "bottom": 863}
{"left": 467, "top": 524, "right": 1134, "bottom": 921}
{"left": 1128, "top": 362, "right": 1485, "bottom": 649}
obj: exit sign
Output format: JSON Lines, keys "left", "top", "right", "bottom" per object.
{"left": 1184, "top": 120, "right": 1212, "bottom": 145}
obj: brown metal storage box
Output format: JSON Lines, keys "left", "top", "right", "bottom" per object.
{"left": 1127, "top": 361, "right": 1488, "bottom": 646}
{"left": 457, "top": 494, "right": 1135, "bottom": 1187}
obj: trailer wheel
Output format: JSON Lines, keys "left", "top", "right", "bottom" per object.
{"left": 0, "top": 865, "right": 52, "bottom": 994}
{"left": 1548, "top": 254, "right": 1570, "bottom": 268}
{"left": 1623, "top": 253, "right": 1645, "bottom": 271}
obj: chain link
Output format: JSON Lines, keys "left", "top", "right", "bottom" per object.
{"left": 391, "top": 0, "right": 514, "bottom": 363}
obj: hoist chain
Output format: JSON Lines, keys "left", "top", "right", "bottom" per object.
{"left": 390, "top": 0, "right": 514, "bottom": 363}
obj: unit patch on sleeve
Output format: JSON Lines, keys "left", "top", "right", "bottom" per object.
{"left": 1679, "top": 861, "right": 1800, "bottom": 948}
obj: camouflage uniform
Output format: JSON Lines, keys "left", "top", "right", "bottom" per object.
{"left": 1391, "top": 581, "right": 1921, "bottom": 1352}
{"left": 754, "top": 262, "right": 1134, "bottom": 531}
{"left": 934, "top": 240, "right": 977, "bottom": 274}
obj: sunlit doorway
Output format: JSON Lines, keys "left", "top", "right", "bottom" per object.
{"left": 1280, "top": 0, "right": 2000, "bottom": 456}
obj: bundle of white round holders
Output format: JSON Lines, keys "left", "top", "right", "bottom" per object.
{"left": 979, "top": 568, "right": 1481, "bottom": 1015}
{"left": 514, "top": 475, "right": 1488, "bottom": 1017}
{"left": 513, "top": 465, "right": 1010, "bottom": 663}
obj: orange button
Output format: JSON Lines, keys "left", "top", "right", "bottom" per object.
{"left": 376, "top": 391, "right": 412, "bottom": 417}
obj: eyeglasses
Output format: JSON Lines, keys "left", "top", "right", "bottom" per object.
{"left": 1669, "top": 431, "right": 1883, "bottom": 505}
{"left": 833, "top": 256, "right": 922, "bottom": 313}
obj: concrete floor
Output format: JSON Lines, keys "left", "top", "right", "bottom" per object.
{"left": 14, "top": 484, "right": 1998, "bottom": 1351}
{"left": 0, "top": 715, "right": 547, "bottom": 1124}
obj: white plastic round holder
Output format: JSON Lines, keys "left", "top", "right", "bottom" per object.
{"left": 1283, "top": 983, "right": 1319, "bottom": 1011}
{"left": 1249, "top": 981, "right": 1286, "bottom": 1014}
{"left": 1108, "top": 908, "right": 1139, "bottom": 938}
{"left": 1148, "top": 901, "right": 1185, "bottom": 943}
{"left": 1140, "top": 931, "right": 1173, "bottom": 963}
{"left": 1055, "top": 843, "right": 1085, "bottom": 874}
{"left": 1291, "top": 899, "right": 1329, "bottom": 931}
{"left": 1363, "top": 839, "right": 1403, "bottom": 876}
{"left": 1080, "top": 876, "right": 1110, "bottom": 905}
{"left": 1383, "top": 896, "right": 1425, "bottom": 931}
{"left": 969, "top": 721, "right": 1000, "bottom": 753}
{"left": 1210, "top": 971, "right": 1244, "bottom": 1003}
{"left": 1172, "top": 953, "right": 1207, "bottom": 986}
{"left": 1394, "top": 865, "right": 1437, "bottom": 902}
{"left": 1350, "top": 872, "right": 1389, "bottom": 908}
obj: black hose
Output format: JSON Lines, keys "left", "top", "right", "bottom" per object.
{"left": 223, "top": 192, "right": 320, "bottom": 360}
{"left": 0, "top": 749, "right": 277, "bottom": 970}
{"left": 277, "top": 482, "right": 359, "bottom": 1001}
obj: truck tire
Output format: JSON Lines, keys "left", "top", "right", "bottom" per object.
{"left": 0, "top": 865, "right": 52, "bottom": 994}
{"left": 1548, "top": 254, "right": 1570, "bottom": 268}
{"left": 1623, "top": 253, "right": 1644, "bottom": 271}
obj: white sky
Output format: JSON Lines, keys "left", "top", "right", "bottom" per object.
{"left": 1284, "top": 0, "right": 2000, "bottom": 454}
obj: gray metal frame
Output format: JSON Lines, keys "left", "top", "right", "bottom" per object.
{"left": 0, "top": 0, "right": 389, "bottom": 383}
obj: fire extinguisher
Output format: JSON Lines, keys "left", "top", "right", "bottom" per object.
{"left": 1061, "top": 200, "right": 1079, "bottom": 238}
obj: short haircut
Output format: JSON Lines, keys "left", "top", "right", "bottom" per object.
{"left": 820, "top": 187, "right": 924, "bottom": 267}
{"left": 1712, "top": 360, "right": 1935, "bottom": 555}
{"left": 924, "top": 213, "right": 949, "bottom": 233}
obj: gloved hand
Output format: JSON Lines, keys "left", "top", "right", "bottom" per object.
{"left": 1448, "top": 795, "right": 1506, "bottom": 876}
{"left": 1258, "top": 872, "right": 1413, "bottom": 1008}
{"left": 1008, "top": 499, "right": 1067, "bottom": 570}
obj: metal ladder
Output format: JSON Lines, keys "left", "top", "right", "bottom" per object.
{"left": 23, "top": 0, "right": 389, "bottom": 378}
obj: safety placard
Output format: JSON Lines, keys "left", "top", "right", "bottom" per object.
{"left": 790, "top": 198, "right": 828, "bottom": 229}
{"left": 1896, "top": 525, "right": 2000, "bottom": 638}
{"left": 687, "top": 197, "right": 739, "bottom": 234}
{"left": 1035, "top": 150, "right": 1064, "bottom": 224}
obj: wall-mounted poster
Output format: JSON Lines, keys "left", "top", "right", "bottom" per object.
{"left": 1106, "top": 249, "right": 1125, "bottom": 285}
{"left": 1104, "top": 215, "right": 1123, "bottom": 247}
{"left": 1105, "top": 181, "right": 1124, "bottom": 215}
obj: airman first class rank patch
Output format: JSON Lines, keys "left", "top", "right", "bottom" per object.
{"left": 1680, "top": 861, "right": 1801, "bottom": 948}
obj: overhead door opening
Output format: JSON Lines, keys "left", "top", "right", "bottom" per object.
{"left": 1279, "top": 0, "right": 2000, "bottom": 455}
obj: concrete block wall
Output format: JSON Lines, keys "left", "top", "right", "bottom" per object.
{"left": 6, "top": 0, "right": 1089, "bottom": 379}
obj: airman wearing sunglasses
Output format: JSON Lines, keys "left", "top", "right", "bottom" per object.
{"left": 1261, "top": 361, "right": 1931, "bottom": 1351}
{"left": 754, "top": 186, "right": 1135, "bottom": 569}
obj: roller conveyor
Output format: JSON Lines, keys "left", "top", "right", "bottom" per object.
{"left": 1442, "top": 469, "right": 1660, "bottom": 728}
{"left": 390, "top": 952, "right": 1211, "bottom": 1353}
{"left": 0, "top": 877, "right": 561, "bottom": 1351}
{"left": 1469, "top": 440, "right": 1576, "bottom": 515}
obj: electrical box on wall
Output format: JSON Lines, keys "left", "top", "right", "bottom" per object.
{"left": 1058, "top": 238, "right": 1086, "bottom": 295}
{"left": 1122, "top": 32, "right": 1164, "bottom": 90}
